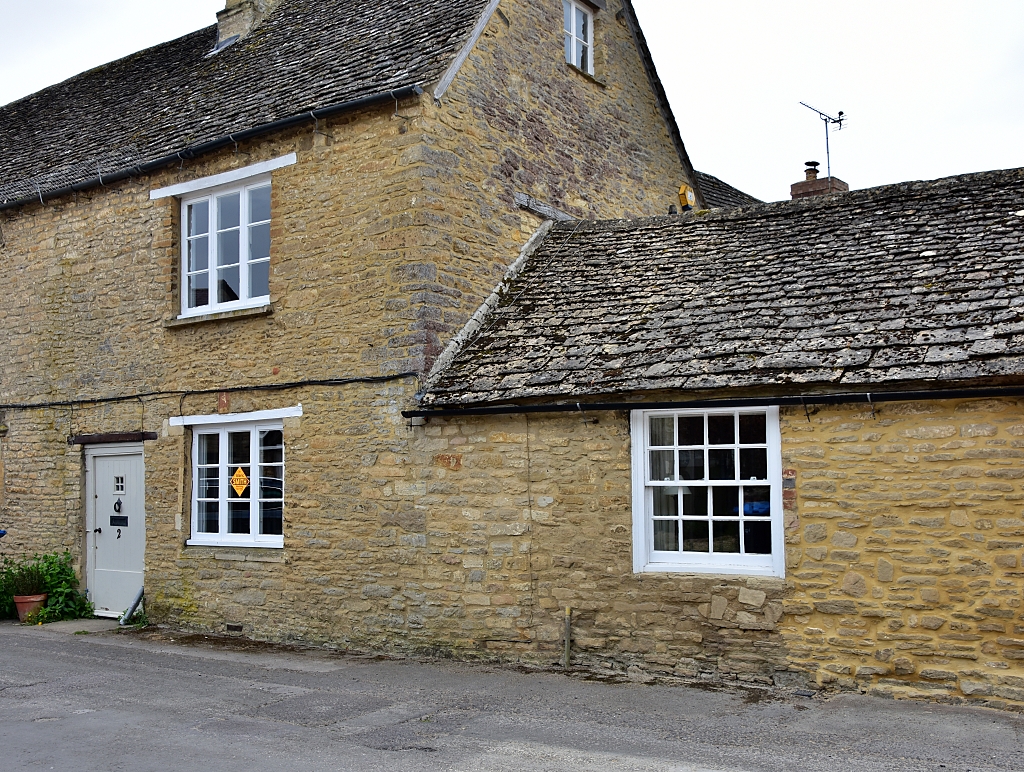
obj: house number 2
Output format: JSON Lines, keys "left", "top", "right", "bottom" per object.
{"left": 117, "top": 529, "right": 122, "bottom": 540}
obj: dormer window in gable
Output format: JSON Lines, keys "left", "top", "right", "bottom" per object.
{"left": 563, "top": 0, "right": 595, "bottom": 75}
{"left": 149, "top": 153, "right": 296, "bottom": 320}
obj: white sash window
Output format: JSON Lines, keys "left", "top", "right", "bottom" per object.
{"left": 150, "top": 153, "right": 296, "bottom": 319}
{"left": 631, "top": 407, "right": 785, "bottom": 577}
{"left": 181, "top": 180, "right": 271, "bottom": 315}
{"left": 188, "top": 421, "right": 285, "bottom": 548}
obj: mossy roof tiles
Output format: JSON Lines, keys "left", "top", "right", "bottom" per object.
{"left": 695, "top": 171, "right": 763, "bottom": 209}
{"left": 0, "top": 0, "right": 490, "bottom": 204}
{"left": 423, "top": 167, "right": 1024, "bottom": 406}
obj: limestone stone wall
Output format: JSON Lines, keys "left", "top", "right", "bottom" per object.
{"left": 404, "top": 0, "right": 693, "bottom": 365}
{"left": 783, "top": 399, "right": 1024, "bottom": 708}
{"left": 402, "top": 412, "right": 791, "bottom": 679}
{"left": 141, "top": 382, "right": 439, "bottom": 649}
{"left": 0, "top": 0, "right": 695, "bottom": 621}
{"left": 0, "top": 98, "right": 433, "bottom": 577}
{"left": 0, "top": 97, "right": 434, "bottom": 409}
{"left": 0, "top": 409, "right": 86, "bottom": 564}
{"left": 441, "top": 0, "right": 690, "bottom": 221}
{"left": 8, "top": 0, "right": 1020, "bottom": 713}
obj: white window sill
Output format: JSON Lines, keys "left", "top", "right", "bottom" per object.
{"left": 186, "top": 538, "right": 283, "bottom": 549}
{"left": 636, "top": 560, "right": 782, "bottom": 578}
{"left": 165, "top": 303, "right": 272, "bottom": 328}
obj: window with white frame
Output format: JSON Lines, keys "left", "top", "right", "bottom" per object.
{"left": 631, "top": 407, "right": 784, "bottom": 577}
{"left": 181, "top": 180, "right": 271, "bottom": 315}
{"left": 190, "top": 422, "right": 284, "bottom": 547}
{"left": 563, "top": 0, "right": 594, "bottom": 74}
{"left": 150, "top": 153, "right": 294, "bottom": 319}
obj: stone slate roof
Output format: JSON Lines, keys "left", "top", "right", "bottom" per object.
{"left": 0, "top": 0, "right": 490, "bottom": 205}
{"left": 696, "top": 171, "right": 762, "bottom": 208}
{"left": 422, "top": 167, "right": 1024, "bottom": 407}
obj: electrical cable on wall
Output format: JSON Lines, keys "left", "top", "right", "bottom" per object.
{"left": 0, "top": 372, "right": 420, "bottom": 413}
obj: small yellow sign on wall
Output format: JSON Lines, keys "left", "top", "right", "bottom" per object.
{"left": 679, "top": 183, "right": 697, "bottom": 210}
{"left": 230, "top": 468, "right": 250, "bottom": 496}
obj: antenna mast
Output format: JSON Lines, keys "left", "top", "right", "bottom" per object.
{"left": 800, "top": 102, "right": 846, "bottom": 193}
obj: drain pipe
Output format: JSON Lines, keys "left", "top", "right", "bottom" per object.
{"left": 563, "top": 606, "right": 572, "bottom": 669}
{"left": 119, "top": 586, "right": 144, "bottom": 626}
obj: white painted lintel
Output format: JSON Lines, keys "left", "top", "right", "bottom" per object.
{"left": 169, "top": 404, "right": 303, "bottom": 427}
{"left": 150, "top": 153, "right": 297, "bottom": 200}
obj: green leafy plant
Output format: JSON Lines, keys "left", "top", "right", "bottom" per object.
{"left": 125, "top": 605, "right": 149, "bottom": 628}
{"left": 0, "top": 551, "right": 93, "bottom": 622}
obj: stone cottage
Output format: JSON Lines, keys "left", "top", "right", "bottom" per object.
{"left": 8, "top": 0, "right": 1020, "bottom": 710}
{"left": 0, "top": 1, "right": 747, "bottom": 640}
{"left": 411, "top": 168, "right": 1024, "bottom": 707}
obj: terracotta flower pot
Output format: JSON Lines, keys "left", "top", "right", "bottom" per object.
{"left": 14, "top": 594, "right": 47, "bottom": 623}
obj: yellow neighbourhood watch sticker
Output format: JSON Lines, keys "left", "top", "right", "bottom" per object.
{"left": 230, "top": 468, "right": 250, "bottom": 497}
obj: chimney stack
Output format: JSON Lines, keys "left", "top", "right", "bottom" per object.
{"left": 217, "top": 0, "right": 282, "bottom": 44}
{"left": 791, "top": 161, "right": 849, "bottom": 200}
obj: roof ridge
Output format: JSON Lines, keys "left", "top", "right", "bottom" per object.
{"left": 0, "top": 0, "right": 492, "bottom": 208}
{"left": 543, "top": 166, "right": 1024, "bottom": 234}
{"left": 0, "top": 26, "right": 216, "bottom": 112}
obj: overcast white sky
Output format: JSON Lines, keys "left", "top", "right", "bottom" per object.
{"left": 1, "top": 1, "right": 1023, "bottom": 202}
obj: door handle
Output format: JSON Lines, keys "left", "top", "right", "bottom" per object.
{"left": 94, "top": 528, "right": 102, "bottom": 534}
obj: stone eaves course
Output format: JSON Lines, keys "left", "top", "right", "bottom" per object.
{"left": 0, "top": 0, "right": 490, "bottom": 204}
{"left": 423, "top": 167, "right": 1024, "bottom": 407}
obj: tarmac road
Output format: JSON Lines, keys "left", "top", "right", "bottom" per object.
{"left": 1, "top": 619, "right": 1022, "bottom": 772}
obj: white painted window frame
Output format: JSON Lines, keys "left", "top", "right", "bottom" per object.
{"left": 149, "top": 154, "right": 296, "bottom": 320}
{"left": 186, "top": 420, "right": 285, "bottom": 549}
{"left": 177, "top": 176, "right": 272, "bottom": 318}
{"left": 630, "top": 407, "right": 785, "bottom": 578}
{"left": 150, "top": 153, "right": 296, "bottom": 200}
{"left": 563, "top": 0, "right": 595, "bottom": 75}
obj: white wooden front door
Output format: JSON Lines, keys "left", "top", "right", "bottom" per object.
{"left": 86, "top": 445, "right": 146, "bottom": 618}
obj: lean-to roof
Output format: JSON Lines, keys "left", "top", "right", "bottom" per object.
{"left": 423, "top": 167, "right": 1024, "bottom": 407}
{"left": 696, "top": 171, "right": 763, "bottom": 209}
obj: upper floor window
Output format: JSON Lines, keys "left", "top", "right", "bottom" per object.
{"left": 630, "top": 407, "right": 785, "bottom": 577}
{"left": 563, "top": 0, "right": 594, "bottom": 75}
{"left": 182, "top": 180, "right": 271, "bottom": 315}
{"left": 150, "top": 153, "right": 296, "bottom": 319}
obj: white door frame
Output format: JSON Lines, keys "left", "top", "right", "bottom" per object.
{"left": 85, "top": 443, "right": 145, "bottom": 617}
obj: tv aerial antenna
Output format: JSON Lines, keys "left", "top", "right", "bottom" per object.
{"left": 800, "top": 102, "right": 846, "bottom": 193}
